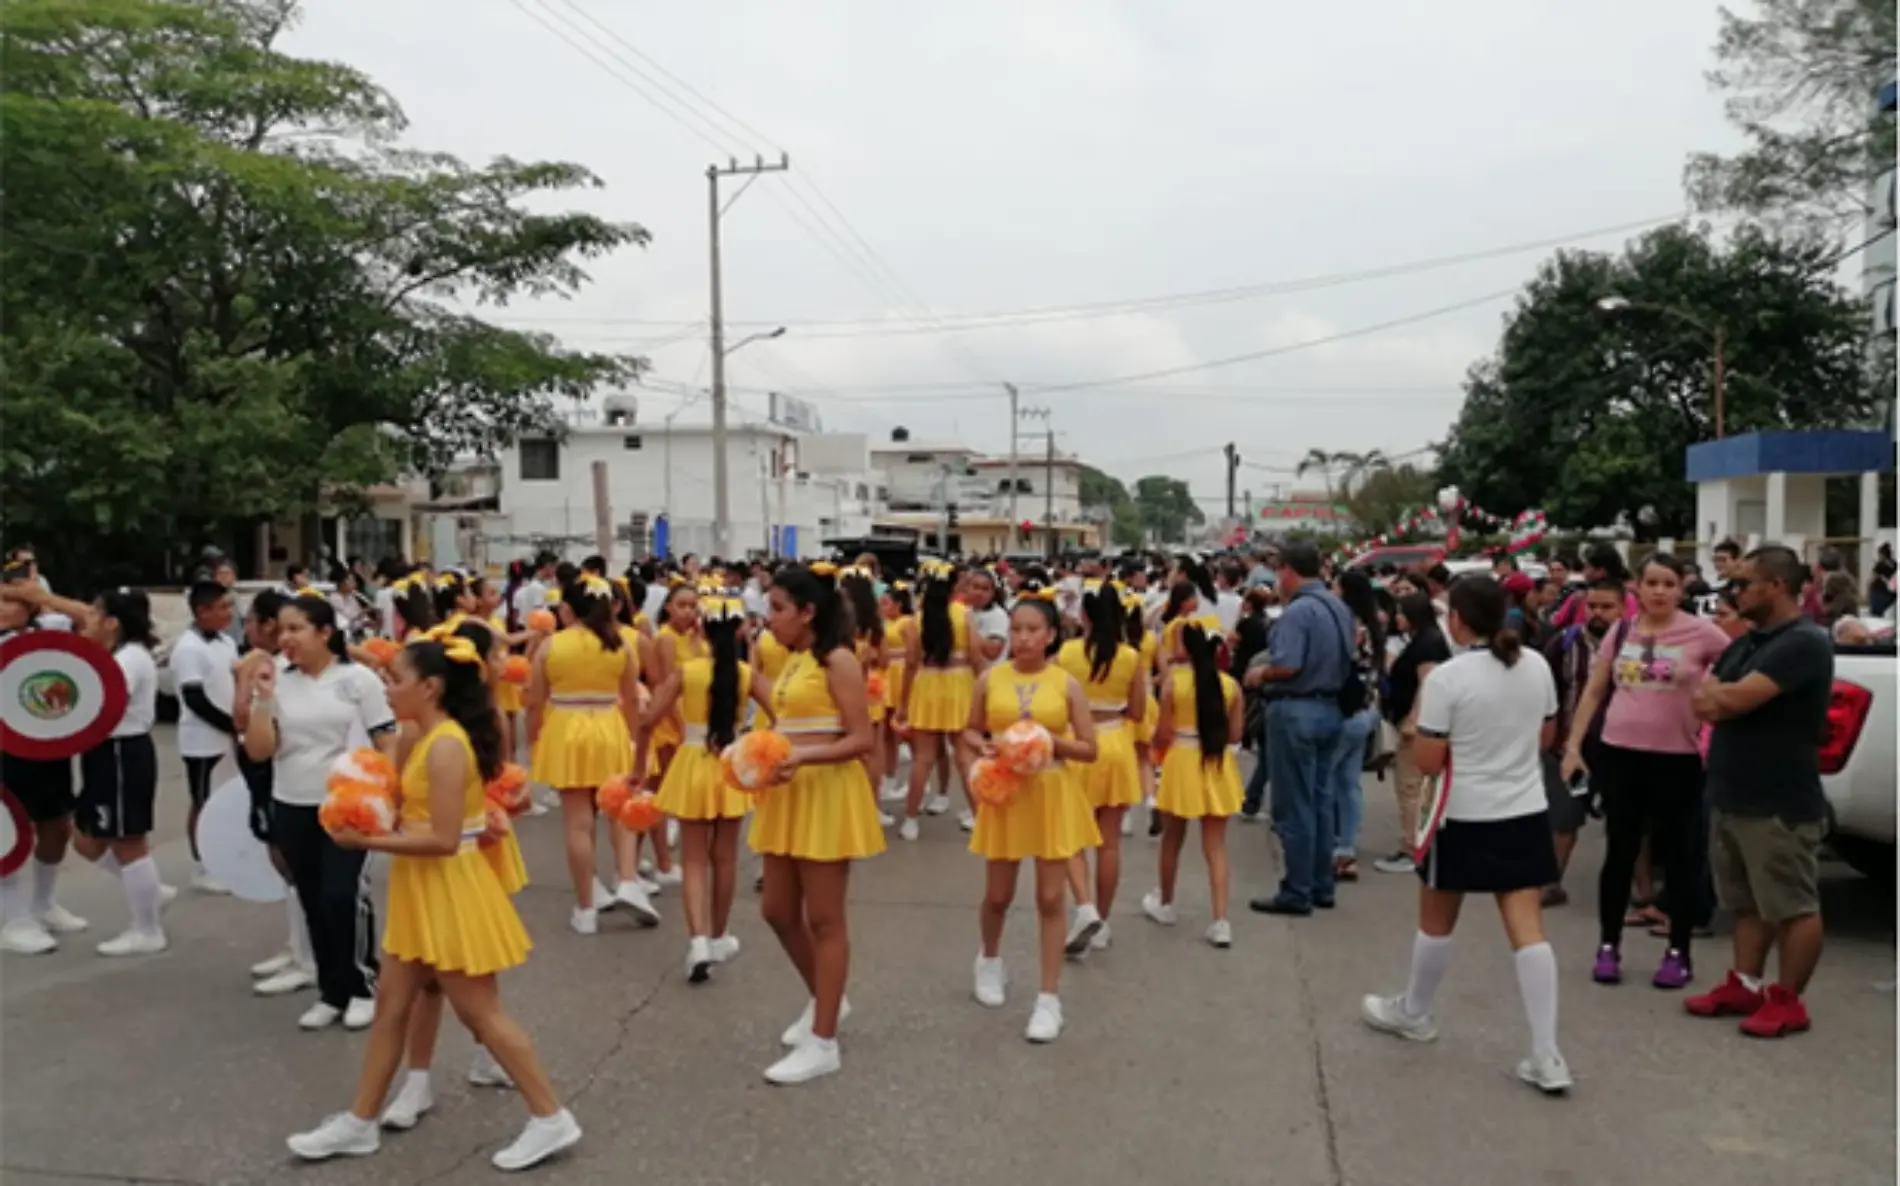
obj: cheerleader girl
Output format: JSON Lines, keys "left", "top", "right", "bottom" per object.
{"left": 748, "top": 564, "right": 885, "bottom": 1085}
{"left": 898, "top": 563, "right": 983, "bottom": 841}
{"left": 1055, "top": 585, "right": 1146, "bottom": 954}
{"left": 475, "top": 577, "right": 529, "bottom": 769}
{"left": 877, "top": 583, "right": 915, "bottom": 802}
{"left": 840, "top": 569, "right": 893, "bottom": 827}
{"left": 640, "top": 583, "right": 706, "bottom": 886}
{"left": 288, "top": 632, "right": 581, "bottom": 1170}
{"left": 637, "top": 596, "right": 757, "bottom": 982}
{"left": 380, "top": 619, "right": 522, "bottom": 1130}
{"left": 68, "top": 589, "right": 167, "bottom": 956}
{"left": 527, "top": 575, "right": 658, "bottom": 933}
{"left": 1126, "top": 591, "right": 1161, "bottom": 839}
{"left": 1144, "top": 623, "right": 1242, "bottom": 949}
{"left": 966, "top": 589, "right": 1100, "bottom": 1042}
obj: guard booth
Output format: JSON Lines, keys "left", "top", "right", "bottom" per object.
{"left": 1685, "top": 430, "right": 1894, "bottom": 571}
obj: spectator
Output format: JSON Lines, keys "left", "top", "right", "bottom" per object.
{"left": 1245, "top": 542, "right": 1355, "bottom": 916}
{"left": 1801, "top": 547, "right": 1845, "bottom": 623}
{"left": 283, "top": 563, "right": 312, "bottom": 593}
{"left": 1422, "top": 563, "right": 1453, "bottom": 634}
{"left": 1819, "top": 571, "right": 1873, "bottom": 644}
{"left": 1372, "top": 592, "right": 1450, "bottom": 875}
{"left": 1328, "top": 570, "right": 1385, "bottom": 882}
{"left": 1235, "top": 588, "right": 1276, "bottom": 821}
{"left": 1538, "top": 578, "right": 1624, "bottom": 905}
{"left": 1687, "top": 545, "right": 1834, "bottom": 1038}
{"left": 1552, "top": 545, "right": 1635, "bottom": 629}
{"left": 1868, "top": 542, "right": 1896, "bottom": 617}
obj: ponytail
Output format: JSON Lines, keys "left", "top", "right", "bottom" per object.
{"left": 704, "top": 611, "right": 743, "bottom": 751}
{"left": 1083, "top": 585, "right": 1123, "bottom": 681}
{"left": 1162, "top": 581, "right": 1195, "bottom": 624}
{"left": 405, "top": 637, "right": 503, "bottom": 782}
{"left": 919, "top": 572, "right": 954, "bottom": 667}
{"left": 775, "top": 565, "right": 847, "bottom": 658}
{"left": 842, "top": 573, "right": 881, "bottom": 650}
{"left": 565, "top": 579, "right": 624, "bottom": 652}
{"left": 1447, "top": 575, "right": 1521, "bottom": 668}
{"left": 1181, "top": 624, "right": 1228, "bottom": 763}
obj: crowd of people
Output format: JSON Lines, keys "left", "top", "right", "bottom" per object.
{"left": 0, "top": 531, "right": 1863, "bottom": 1167}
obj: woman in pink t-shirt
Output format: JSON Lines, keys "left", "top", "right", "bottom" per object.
{"left": 1560, "top": 553, "right": 1730, "bottom": 993}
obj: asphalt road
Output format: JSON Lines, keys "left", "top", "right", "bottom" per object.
{"left": 2, "top": 728, "right": 1893, "bottom": 1186}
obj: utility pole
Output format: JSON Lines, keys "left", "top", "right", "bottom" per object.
{"left": 1223, "top": 442, "right": 1239, "bottom": 521}
{"left": 1005, "top": 383, "right": 1020, "bottom": 542}
{"left": 708, "top": 153, "right": 790, "bottom": 560}
{"left": 1044, "top": 428, "right": 1056, "bottom": 561}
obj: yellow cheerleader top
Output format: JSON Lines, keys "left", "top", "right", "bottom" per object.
{"left": 918, "top": 601, "right": 972, "bottom": 669}
{"left": 1168, "top": 666, "right": 1239, "bottom": 730}
{"left": 985, "top": 663, "right": 1072, "bottom": 736}
{"left": 754, "top": 628, "right": 789, "bottom": 681}
{"left": 544, "top": 626, "right": 633, "bottom": 698}
{"left": 883, "top": 617, "right": 909, "bottom": 663}
{"left": 1163, "top": 612, "right": 1224, "bottom": 653}
{"left": 680, "top": 657, "right": 752, "bottom": 730}
{"left": 400, "top": 719, "right": 485, "bottom": 832}
{"left": 1054, "top": 639, "right": 1139, "bottom": 712}
{"left": 617, "top": 624, "right": 645, "bottom": 672}
{"left": 633, "top": 611, "right": 652, "bottom": 634}
{"left": 772, "top": 649, "right": 843, "bottom": 735}
{"left": 1139, "top": 632, "right": 1159, "bottom": 673}
{"left": 660, "top": 623, "right": 707, "bottom": 666}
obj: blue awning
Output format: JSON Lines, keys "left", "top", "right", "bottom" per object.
{"left": 1685, "top": 430, "right": 1894, "bottom": 482}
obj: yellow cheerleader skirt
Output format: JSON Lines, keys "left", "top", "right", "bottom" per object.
{"left": 1136, "top": 697, "right": 1159, "bottom": 746}
{"left": 651, "top": 713, "right": 683, "bottom": 754}
{"left": 1157, "top": 744, "right": 1243, "bottom": 819}
{"left": 907, "top": 666, "right": 974, "bottom": 733}
{"left": 749, "top": 759, "right": 888, "bottom": 861}
{"left": 1074, "top": 720, "right": 1143, "bottom": 810}
{"left": 885, "top": 660, "right": 907, "bottom": 712}
{"left": 384, "top": 847, "right": 531, "bottom": 975}
{"left": 969, "top": 766, "right": 1102, "bottom": 862}
{"left": 656, "top": 740, "right": 750, "bottom": 821}
{"left": 532, "top": 703, "right": 631, "bottom": 790}
{"left": 482, "top": 831, "right": 529, "bottom": 896}
{"left": 494, "top": 681, "right": 523, "bottom": 714}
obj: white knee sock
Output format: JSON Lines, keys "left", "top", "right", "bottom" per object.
{"left": 31, "top": 859, "right": 61, "bottom": 915}
{"left": 1513, "top": 942, "right": 1560, "bottom": 1059}
{"left": 0, "top": 872, "right": 29, "bottom": 926}
{"left": 1403, "top": 932, "right": 1455, "bottom": 1018}
{"left": 121, "top": 857, "right": 163, "bottom": 935}
{"left": 97, "top": 851, "right": 123, "bottom": 878}
{"left": 286, "top": 889, "right": 314, "bottom": 969}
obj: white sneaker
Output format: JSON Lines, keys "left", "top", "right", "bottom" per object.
{"left": 1120, "top": 811, "right": 1134, "bottom": 837}
{"left": 192, "top": 870, "right": 231, "bottom": 895}
{"left": 590, "top": 879, "right": 617, "bottom": 911}
{"left": 1064, "top": 904, "right": 1104, "bottom": 956}
{"left": 298, "top": 1001, "right": 343, "bottom": 1031}
{"left": 666, "top": 818, "right": 680, "bottom": 847}
{"left": 1090, "top": 923, "right": 1113, "bottom": 951}
{"left": 96, "top": 929, "right": 168, "bottom": 957}
{"left": 973, "top": 954, "right": 1006, "bottom": 1008}
{"left": 158, "top": 883, "right": 180, "bottom": 908}
{"left": 924, "top": 793, "right": 950, "bottom": 816}
{"left": 1516, "top": 1052, "right": 1573, "bottom": 1095}
{"left": 711, "top": 934, "right": 741, "bottom": 963}
{"left": 343, "top": 997, "right": 376, "bottom": 1030}
{"left": 0, "top": 919, "right": 57, "bottom": 955}
{"left": 652, "top": 866, "right": 683, "bottom": 889}
{"left": 379, "top": 1073, "right": 433, "bottom": 1130}
{"left": 255, "top": 965, "right": 316, "bottom": 997}
{"left": 637, "top": 875, "right": 662, "bottom": 896}
{"left": 491, "top": 1108, "right": 582, "bottom": 1171}
{"left": 37, "top": 902, "right": 88, "bottom": 933}
{"left": 287, "top": 1111, "right": 379, "bottom": 1161}
{"left": 780, "top": 997, "right": 851, "bottom": 1047}
{"left": 1360, "top": 993, "right": 1439, "bottom": 1042}
{"left": 1025, "top": 993, "right": 1064, "bottom": 1043}
{"left": 958, "top": 809, "right": 976, "bottom": 832}
{"left": 614, "top": 880, "right": 662, "bottom": 927}
{"left": 469, "top": 1046, "right": 516, "bottom": 1089}
{"left": 1141, "top": 889, "right": 1177, "bottom": 926}
{"left": 686, "top": 936, "right": 714, "bottom": 983}
{"left": 877, "top": 809, "right": 896, "bottom": 827}
{"left": 570, "top": 906, "right": 599, "bottom": 936}
{"left": 528, "top": 798, "right": 550, "bottom": 817}
{"left": 251, "top": 950, "right": 295, "bottom": 978}
{"left": 1206, "top": 919, "right": 1233, "bottom": 949}
{"left": 637, "top": 857, "right": 655, "bottom": 876}
{"left": 899, "top": 817, "right": 920, "bottom": 842}
{"left": 764, "top": 1038, "right": 841, "bottom": 1086}
{"left": 1374, "top": 852, "right": 1417, "bottom": 875}
{"left": 879, "top": 779, "right": 907, "bottom": 803}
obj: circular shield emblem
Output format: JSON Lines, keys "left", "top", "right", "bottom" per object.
{"left": 0, "top": 632, "right": 128, "bottom": 760}
{"left": 0, "top": 788, "right": 30, "bottom": 878}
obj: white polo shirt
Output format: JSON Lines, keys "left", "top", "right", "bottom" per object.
{"left": 1415, "top": 646, "right": 1557, "bottom": 822}
{"left": 169, "top": 628, "right": 238, "bottom": 758}
{"left": 112, "top": 643, "right": 159, "bottom": 738}
{"left": 269, "top": 659, "right": 395, "bottom": 806}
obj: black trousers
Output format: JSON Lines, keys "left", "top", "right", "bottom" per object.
{"left": 1595, "top": 744, "right": 1706, "bottom": 955}
{"left": 273, "top": 802, "right": 377, "bottom": 1007}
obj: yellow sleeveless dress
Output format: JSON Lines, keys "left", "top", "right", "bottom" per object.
{"left": 883, "top": 618, "right": 909, "bottom": 713}
{"left": 1157, "top": 667, "right": 1243, "bottom": 818}
{"left": 749, "top": 650, "right": 887, "bottom": 861}
{"left": 754, "top": 628, "right": 789, "bottom": 683}
{"left": 907, "top": 602, "right": 975, "bottom": 731}
{"left": 1136, "top": 633, "right": 1160, "bottom": 746}
{"left": 531, "top": 627, "right": 634, "bottom": 789}
{"left": 856, "top": 636, "right": 886, "bottom": 723}
{"left": 385, "top": 720, "right": 531, "bottom": 974}
{"left": 483, "top": 613, "right": 523, "bottom": 714}
{"left": 650, "top": 625, "right": 705, "bottom": 753}
{"left": 655, "top": 658, "right": 753, "bottom": 822}
{"left": 1055, "top": 639, "right": 1143, "bottom": 809}
{"left": 969, "top": 664, "right": 1102, "bottom": 861}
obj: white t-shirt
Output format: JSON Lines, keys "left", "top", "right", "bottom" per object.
{"left": 1415, "top": 646, "right": 1557, "bottom": 822}
{"left": 374, "top": 586, "right": 400, "bottom": 639}
{"left": 169, "top": 629, "right": 238, "bottom": 757}
{"left": 741, "top": 581, "right": 769, "bottom": 620}
{"left": 1214, "top": 590, "right": 1243, "bottom": 637}
{"left": 112, "top": 643, "right": 159, "bottom": 738}
{"left": 971, "top": 605, "right": 1009, "bottom": 643}
{"left": 511, "top": 579, "right": 550, "bottom": 623}
{"left": 269, "top": 659, "right": 395, "bottom": 806}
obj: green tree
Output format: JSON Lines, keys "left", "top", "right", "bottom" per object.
{"left": 1684, "top": 0, "right": 1896, "bottom": 238}
{"left": 1344, "top": 461, "right": 1437, "bottom": 535}
{"left": 1076, "top": 465, "right": 1144, "bottom": 549}
{"left": 1435, "top": 223, "right": 1875, "bottom": 536}
{"left": 0, "top": 0, "right": 646, "bottom": 580}
{"left": 1131, "top": 475, "right": 1203, "bottom": 545}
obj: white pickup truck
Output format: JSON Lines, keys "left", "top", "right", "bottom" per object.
{"left": 1821, "top": 633, "right": 1896, "bottom": 879}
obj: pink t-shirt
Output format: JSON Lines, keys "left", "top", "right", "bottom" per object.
{"left": 1596, "top": 611, "right": 1733, "bottom": 754}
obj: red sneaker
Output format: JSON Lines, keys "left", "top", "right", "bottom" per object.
{"left": 1739, "top": 985, "right": 1811, "bottom": 1038}
{"left": 1684, "top": 971, "right": 1764, "bottom": 1018}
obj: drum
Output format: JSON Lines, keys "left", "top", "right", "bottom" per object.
{"left": 0, "top": 633, "right": 128, "bottom": 760}
{"left": 199, "top": 778, "right": 286, "bottom": 902}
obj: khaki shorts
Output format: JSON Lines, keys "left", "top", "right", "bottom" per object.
{"left": 1710, "top": 810, "right": 1825, "bottom": 924}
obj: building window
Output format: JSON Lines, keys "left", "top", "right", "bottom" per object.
{"left": 622, "top": 435, "right": 643, "bottom": 451}
{"left": 519, "top": 439, "right": 560, "bottom": 482}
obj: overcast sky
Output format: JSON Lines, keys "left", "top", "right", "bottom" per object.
{"left": 285, "top": 0, "right": 1740, "bottom": 514}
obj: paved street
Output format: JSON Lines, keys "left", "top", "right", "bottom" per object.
{"left": 2, "top": 727, "right": 1893, "bottom": 1186}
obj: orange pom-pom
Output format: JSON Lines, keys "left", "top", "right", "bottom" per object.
{"left": 596, "top": 774, "right": 635, "bottom": 819}
{"left": 501, "top": 654, "right": 530, "bottom": 685}
{"left": 721, "top": 730, "right": 792, "bottom": 793}
{"left": 969, "top": 757, "right": 1021, "bottom": 808}
{"left": 617, "top": 789, "right": 662, "bottom": 832}
{"left": 865, "top": 670, "right": 886, "bottom": 702}
{"left": 526, "top": 609, "right": 557, "bottom": 634}
{"left": 321, "top": 749, "right": 398, "bottom": 837}
{"left": 485, "top": 763, "right": 531, "bottom": 815}
{"left": 995, "top": 720, "right": 1055, "bottom": 776}
{"left": 362, "top": 637, "right": 400, "bottom": 666}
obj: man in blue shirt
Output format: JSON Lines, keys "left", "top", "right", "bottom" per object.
{"left": 1244, "top": 542, "right": 1353, "bottom": 915}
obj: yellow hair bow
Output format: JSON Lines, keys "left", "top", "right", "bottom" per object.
{"left": 412, "top": 626, "right": 483, "bottom": 667}
{"left": 809, "top": 561, "right": 839, "bottom": 578}
{"left": 295, "top": 586, "right": 327, "bottom": 600}
{"left": 703, "top": 597, "right": 744, "bottom": 622}
{"left": 1121, "top": 593, "right": 1144, "bottom": 611}
{"left": 433, "top": 573, "right": 459, "bottom": 590}
{"left": 581, "top": 575, "right": 612, "bottom": 597}
{"left": 545, "top": 589, "right": 563, "bottom": 604}
{"left": 1022, "top": 586, "right": 1059, "bottom": 603}
{"left": 666, "top": 574, "right": 687, "bottom": 588}
{"left": 1083, "top": 579, "right": 1103, "bottom": 591}
{"left": 891, "top": 580, "right": 911, "bottom": 592}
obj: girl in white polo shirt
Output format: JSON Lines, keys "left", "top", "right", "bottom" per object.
{"left": 1360, "top": 575, "right": 1572, "bottom": 1095}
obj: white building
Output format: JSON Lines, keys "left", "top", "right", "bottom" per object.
{"left": 969, "top": 454, "right": 1085, "bottom": 525}
{"left": 866, "top": 431, "right": 1102, "bottom": 554}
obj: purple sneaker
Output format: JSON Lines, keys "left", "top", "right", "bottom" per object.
{"left": 1653, "top": 948, "right": 1693, "bottom": 990}
{"left": 1591, "top": 944, "right": 1622, "bottom": 985}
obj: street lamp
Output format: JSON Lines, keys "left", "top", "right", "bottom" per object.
{"left": 724, "top": 325, "right": 786, "bottom": 357}
{"left": 1596, "top": 295, "right": 1728, "bottom": 438}
{"left": 709, "top": 326, "right": 785, "bottom": 558}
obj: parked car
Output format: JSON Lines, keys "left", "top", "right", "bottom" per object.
{"left": 1819, "top": 638, "right": 1896, "bottom": 879}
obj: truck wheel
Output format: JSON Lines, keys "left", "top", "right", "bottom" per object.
{"left": 1827, "top": 834, "right": 1895, "bottom": 882}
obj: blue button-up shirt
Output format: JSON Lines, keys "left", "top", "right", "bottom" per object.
{"left": 1265, "top": 582, "right": 1353, "bottom": 696}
